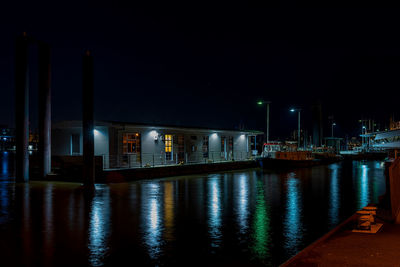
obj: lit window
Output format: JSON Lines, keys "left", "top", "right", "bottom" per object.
{"left": 123, "top": 133, "right": 141, "bottom": 154}
{"left": 165, "top": 135, "right": 172, "bottom": 160}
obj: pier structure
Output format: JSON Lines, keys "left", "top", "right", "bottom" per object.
{"left": 38, "top": 42, "right": 52, "bottom": 178}
{"left": 15, "top": 33, "right": 30, "bottom": 182}
{"left": 15, "top": 33, "right": 53, "bottom": 181}
{"left": 82, "top": 50, "right": 95, "bottom": 185}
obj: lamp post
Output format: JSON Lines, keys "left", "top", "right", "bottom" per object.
{"left": 331, "top": 122, "right": 336, "bottom": 137}
{"left": 257, "top": 100, "right": 271, "bottom": 143}
{"left": 290, "top": 108, "right": 301, "bottom": 150}
{"left": 362, "top": 126, "right": 366, "bottom": 147}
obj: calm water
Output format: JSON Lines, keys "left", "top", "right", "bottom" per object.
{"left": 0, "top": 153, "right": 386, "bottom": 266}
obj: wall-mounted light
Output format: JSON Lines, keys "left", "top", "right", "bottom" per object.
{"left": 150, "top": 130, "right": 158, "bottom": 140}
{"left": 211, "top": 133, "right": 218, "bottom": 139}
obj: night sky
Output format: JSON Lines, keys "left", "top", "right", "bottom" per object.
{"left": 1, "top": 4, "right": 400, "bottom": 139}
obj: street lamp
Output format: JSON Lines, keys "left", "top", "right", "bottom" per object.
{"left": 331, "top": 122, "right": 336, "bottom": 137}
{"left": 257, "top": 100, "right": 271, "bottom": 143}
{"left": 290, "top": 108, "right": 301, "bottom": 150}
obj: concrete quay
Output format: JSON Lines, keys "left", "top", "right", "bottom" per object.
{"left": 281, "top": 214, "right": 400, "bottom": 267}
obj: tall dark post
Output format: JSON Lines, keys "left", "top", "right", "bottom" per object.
{"left": 15, "top": 33, "right": 30, "bottom": 182}
{"left": 38, "top": 42, "right": 51, "bottom": 178}
{"left": 82, "top": 50, "right": 95, "bottom": 185}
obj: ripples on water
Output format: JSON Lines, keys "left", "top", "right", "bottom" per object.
{"left": 0, "top": 154, "right": 386, "bottom": 266}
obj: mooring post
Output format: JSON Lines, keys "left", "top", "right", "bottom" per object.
{"left": 15, "top": 33, "right": 30, "bottom": 182}
{"left": 82, "top": 50, "right": 95, "bottom": 186}
{"left": 38, "top": 42, "right": 52, "bottom": 178}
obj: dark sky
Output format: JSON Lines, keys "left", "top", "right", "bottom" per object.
{"left": 1, "top": 4, "right": 400, "bottom": 139}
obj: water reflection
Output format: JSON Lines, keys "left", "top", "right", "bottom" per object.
{"left": 43, "top": 184, "right": 54, "bottom": 267}
{"left": 283, "top": 172, "right": 302, "bottom": 254}
{"left": 164, "top": 181, "right": 174, "bottom": 241}
{"left": 0, "top": 161, "right": 388, "bottom": 266}
{"left": 236, "top": 174, "right": 249, "bottom": 234}
{"left": 1, "top": 152, "right": 9, "bottom": 178}
{"left": 251, "top": 178, "right": 270, "bottom": 259}
{"left": 329, "top": 164, "right": 339, "bottom": 227}
{"left": 208, "top": 176, "right": 221, "bottom": 248}
{"left": 141, "top": 182, "right": 162, "bottom": 259}
{"left": 88, "top": 185, "right": 111, "bottom": 267}
{"left": 359, "top": 163, "right": 369, "bottom": 209}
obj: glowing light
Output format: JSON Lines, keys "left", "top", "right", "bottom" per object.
{"left": 290, "top": 108, "right": 295, "bottom": 112}
{"left": 93, "top": 129, "right": 99, "bottom": 136}
{"left": 149, "top": 130, "right": 158, "bottom": 140}
{"left": 257, "top": 101, "right": 263, "bottom": 105}
{"left": 211, "top": 133, "right": 218, "bottom": 139}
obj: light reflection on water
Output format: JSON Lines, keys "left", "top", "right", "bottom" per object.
{"left": 208, "top": 176, "right": 222, "bottom": 248}
{"left": 88, "top": 185, "right": 111, "bottom": 267}
{"left": 283, "top": 172, "right": 302, "bottom": 255}
{"left": 0, "top": 159, "right": 387, "bottom": 266}
{"left": 236, "top": 174, "right": 249, "bottom": 234}
{"left": 329, "top": 164, "right": 339, "bottom": 227}
{"left": 251, "top": 178, "right": 270, "bottom": 260}
{"left": 359, "top": 163, "right": 369, "bottom": 209}
{"left": 141, "top": 182, "right": 163, "bottom": 259}
{"left": 1, "top": 152, "right": 8, "bottom": 178}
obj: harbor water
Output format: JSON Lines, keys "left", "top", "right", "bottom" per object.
{"left": 0, "top": 153, "right": 386, "bottom": 266}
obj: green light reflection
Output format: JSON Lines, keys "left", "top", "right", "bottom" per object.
{"left": 251, "top": 179, "right": 270, "bottom": 260}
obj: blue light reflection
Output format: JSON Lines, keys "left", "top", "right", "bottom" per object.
{"left": 141, "top": 182, "right": 162, "bottom": 259}
{"left": 208, "top": 177, "right": 221, "bottom": 247}
{"left": 283, "top": 173, "right": 302, "bottom": 254}
{"left": 359, "top": 164, "right": 369, "bottom": 209}
{"left": 1, "top": 152, "right": 9, "bottom": 178}
{"left": 236, "top": 175, "right": 249, "bottom": 234}
{"left": 328, "top": 164, "right": 339, "bottom": 227}
{"left": 88, "top": 185, "right": 111, "bottom": 267}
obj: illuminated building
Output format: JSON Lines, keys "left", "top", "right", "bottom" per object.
{"left": 52, "top": 121, "right": 262, "bottom": 168}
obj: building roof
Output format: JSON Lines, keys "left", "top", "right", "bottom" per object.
{"left": 361, "top": 129, "right": 400, "bottom": 139}
{"left": 53, "top": 120, "right": 264, "bottom": 135}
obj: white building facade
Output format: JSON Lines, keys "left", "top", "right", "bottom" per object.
{"left": 52, "top": 121, "right": 262, "bottom": 169}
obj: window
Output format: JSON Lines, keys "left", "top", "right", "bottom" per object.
{"left": 123, "top": 133, "right": 141, "bottom": 154}
{"left": 71, "top": 134, "right": 80, "bottom": 155}
{"left": 203, "top": 136, "right": 209, "bottom": 158}
{"left": 221, "top": 136, "right": 225, "bottom": 152}
{"left": 250, "top": 136, "right": 256, "bottom": 150}
{"left": 229, "top": 136, "right": 234, "bottom": 151}
{"left": 165, "top": 134, "right": 172, "bottom": 160}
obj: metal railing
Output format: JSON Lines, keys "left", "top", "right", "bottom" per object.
{"left": 103, "top": 151, "right": 253, "bottom": 170}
